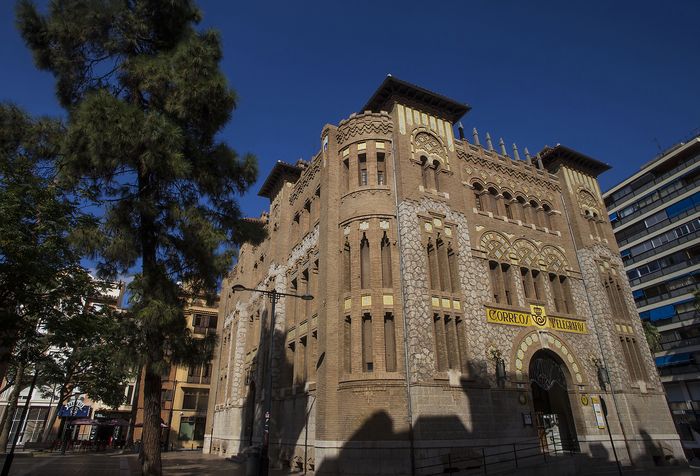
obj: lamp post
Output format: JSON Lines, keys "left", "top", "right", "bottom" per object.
{"left": 231, "top": 284, "right": 313, "bottom": 476}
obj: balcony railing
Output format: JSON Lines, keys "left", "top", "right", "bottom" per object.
{"left": 624, "top": 228, "right": 700, "bottom": 266}
{"left": 651, "top": 310, "right": 699, "bottom": 327}
{"left": 617, "top": 203, "right": 700, "bottom": 247}
{"left": 660, "top": 335, "right": 700, "bottom": 352}
{"left": 629, "top": 257, "right": 700, "bottom": 287}
{"left": 634, "top": 283, "right": 698, "bottom": 308}
{"left": 612, "top": 181, "right": 700, "bottom": 230}
{"left": 607, "top": 153, "right": 700, "bottom": 210}
{"left": 659, "top": 363, "right": 700, "bottom": 377}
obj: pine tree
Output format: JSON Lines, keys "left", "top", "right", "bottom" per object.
{"left": 17, "top": 2, "right": 263, "bottom": 474}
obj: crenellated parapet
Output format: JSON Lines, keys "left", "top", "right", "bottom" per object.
{"left": 336, "top": 111, "right": 393, "bottom": 148}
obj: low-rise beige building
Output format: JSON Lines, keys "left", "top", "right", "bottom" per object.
{"left": 205, "top": 77, "right": 685, "bottom": 473}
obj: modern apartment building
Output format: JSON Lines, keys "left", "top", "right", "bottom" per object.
{"left": 133, "top": 297, "right": 218, "bottom": 450}
{"left": 604, "top": 135, "right": 700, "bottom": 456}
{"left": 205, "top": 76, "right": 684, "bottom": 474}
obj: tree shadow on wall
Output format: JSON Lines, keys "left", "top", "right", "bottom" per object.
{"left": 238, "top": 323, "right": 311, "bottom": 472}
{"left": 313, "top": 361, "right": 556, "bottom": 476}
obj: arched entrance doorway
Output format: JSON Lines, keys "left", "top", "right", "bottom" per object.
{"left": 529, "top": 349, "right": 577, "bottom": 451}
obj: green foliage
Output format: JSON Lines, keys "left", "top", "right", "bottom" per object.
{"left": 0, "top": 103, "right": 132, "bottom": 406}
{"left": 642, "top": 320, "right": 661, "bottom": 353}
{"left": 0, "top": 102, "right": 76, "bottom": 355}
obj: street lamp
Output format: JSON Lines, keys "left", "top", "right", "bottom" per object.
{"left": 231, "top": 284, "right": 313, "bottom": 476}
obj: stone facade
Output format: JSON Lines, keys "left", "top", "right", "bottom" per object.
{"left": 205, "top": 77, "right": 685, "bottom": 473}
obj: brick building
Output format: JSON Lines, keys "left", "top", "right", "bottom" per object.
{"left": 205, "top": 77, "right": 684, "bottom": 473}
{"left": 133, "top": 297, "right": 218, "bottom": 450}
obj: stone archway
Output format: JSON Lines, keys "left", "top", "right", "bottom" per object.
{"left": 529, "top": 349, "right": 578, "bottom": 451}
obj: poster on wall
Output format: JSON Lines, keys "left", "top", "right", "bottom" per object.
{"left": 591, "top": 396, "right": 606, "bottom": 429}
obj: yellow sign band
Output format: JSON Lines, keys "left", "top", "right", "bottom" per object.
{"left": 485, "top": 305, "right": 587, "bottom": 334}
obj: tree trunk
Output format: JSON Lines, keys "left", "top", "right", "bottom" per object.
{"left": 40, "top": 385, "right": 68, "bottom": 443}
{"left": 141, "top": 364, "right": 162, "bottom": 476}
{"left": 124, "top": 364, "right": 143, "bottom": 449}
{"left": 0, "top": 361, "right": 25, "bottom": 452}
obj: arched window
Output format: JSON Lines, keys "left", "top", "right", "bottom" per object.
{"left": 502, "top": 192, "right": 514, "bottom": 219}
{"left": 516, "top": 196, "right": 527, "bottom": 221}
{"left": 529, "top": 200, "right": 541, "bottom": 227}
{"left": 433, "top": 160, "right": 441, "bottom": 192}
{"left": 487, "top": 187, "right": 499, "bottom": 215}
{"left": 473, "top": 183, "right": 485, "bottom": 211}
{"left": 542, "top": 204, "right": 553, "bottom": 230}
{"left": 593, "top": 213, "right": 604, "bottom": 238}
{"left": 381, "top": 231, "right": 392, "bottom": 287}
{"left": 488, "top": 260, "right": 512, "bottom": 305}
{"left": 360, "top": 233, "right": 370, "bottom": 289}
{"left": 420, "top": 156, "right": 429, "bottom": 189}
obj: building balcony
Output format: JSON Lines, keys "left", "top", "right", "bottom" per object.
{"left": 617, "top": 203, "right": 700, "bottom": 247}
{"left": 629, "top": 257, "right": 700, "bottom": 288}
{"left": 612, "top": 181, "right": 700, "bottom": 230}
{"left": 634, "top": 283, "right": 697, "bottom": 308}
{"left": 607, "top": 153, "right": 700, "bottom": 211}
{"left": 623, "top": 227, "right": 700, "bottom": 266}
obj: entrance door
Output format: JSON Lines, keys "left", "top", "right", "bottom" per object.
{"left": 529, "top": 350, "right": 577, "bottom": 451}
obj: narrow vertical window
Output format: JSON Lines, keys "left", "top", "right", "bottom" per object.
{"left": 377, "top": 152, "right": 386, "bottom": 185}
{"left": 420, "top": 156, "right": 429, "bottom": 189}
{"left": 309, "top": 331, "right": 317, "bottom": 382}
{"left": 521, "top": 268, "right": 534, "bottom": 300}
{"left": 433, "top": 160, "right": 441, "bottom": 192}
{"left": 384, "top": 313, "right": 397, "bottom": 372}
{"left": 501, "top": 263, "right": 513, "bottom": 305}
{"left": 360, "top": 233, "right": 370, "bottom": 289}
{"left": 560, "top": 275, "right": 574, "bottom": 314}
{"left": 433, "top": 314, "right": 448, "bottom": 371}
{"left": 437, "top": 237, "right": 451, "bottom": 292}
{"left": 444, "top": 315, "right": 459, "bottom": 370}
{"left": 517, "top": 196, "right": 527, "bottom": 221}
{"left": 488, "top": 188, "right": 499, "bottom": 214}
{"left": 299, "top": 335, "right": 308, "bottom": 384}
{"left": 542, "top": 204, "right": 553, "bottom": 230}
{"left": 456, "top": 316, "right": 468, "bottom": 373}
{"left": 473, "top": 184, "right": 484, "bottom": 211}
{"left": 427, "top": 239, "right": 439, "bottom": 290}
{"left": 593, "top": 213, "right": 604, "bottom": 238}
{"left": 304, "top": 200, "right": 311, "bottom": 233}
{"left": 358, "top": 153, "right": 368, "bottom": 186}
{"left": 503, "top": 193, "right": 513, "bottom": 219}
{"left": 342, "top": 158, "right": 350, "bottom": 192}
{"left": 289, "top": 277, "right": 298, "bottom": 324}
{"left": 343, "top": 316, "right": 352, "bottom": 373}
{"left": 489, "top": 261, "right": 501, "bottom": 303}
{"left": 343, "top": 239, "right": 351, "bottom": 293}
{"left": 448, "top": 244, "right": 459, "bottom": 293}
{"left": 530, "top": 201, "right": 541, "bottom": 226}
{"left": 381, "top": 232, "right": 392, "bottom": 288}
{"left": 303, "top": 268, "right": 310, "bottom": 316}
{"left": 362, "top": 313, "right": 373, "bottom": 372}
{"left": 550, "top": 273, "right": 565, "bottom": 313}
{"left": 532, "top": 270, "right": 544, "bottom": 301}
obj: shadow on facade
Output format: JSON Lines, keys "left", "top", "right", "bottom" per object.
{"left": 237, "top": 322, "right": 312, "bottom": 471}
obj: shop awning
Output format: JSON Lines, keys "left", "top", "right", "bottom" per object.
{"left": 655, "top": 353, "right": 694, "bottom": 367}
{"left": 72, "top": 418, "right": 98, "bottom": 426}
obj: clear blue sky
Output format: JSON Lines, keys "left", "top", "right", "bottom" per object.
{"left": 2, "top": 0, "right": 699, "bottom": 220}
